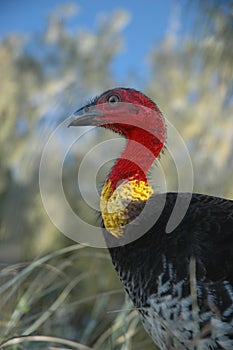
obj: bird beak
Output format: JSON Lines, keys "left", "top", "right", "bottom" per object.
{"left": 68, "top": 105, "right": 103, "bottom": 127}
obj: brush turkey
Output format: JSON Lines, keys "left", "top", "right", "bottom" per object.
{"left": 69, "top": 88, "right": 233, "bottom": 350}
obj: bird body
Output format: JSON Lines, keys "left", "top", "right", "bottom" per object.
{"left": 106, "top": 193, "right": 233, "bottom": 349}
{"left": 69, "top": 88, "right": 233, "bottom": 349}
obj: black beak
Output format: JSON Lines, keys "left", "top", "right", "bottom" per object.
{"left": 68, "top": 105, "right": 103, "bottom": 127}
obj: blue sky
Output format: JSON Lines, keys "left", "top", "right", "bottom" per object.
{"left": 1, "top": 0, "right": 178, "bottom": 82}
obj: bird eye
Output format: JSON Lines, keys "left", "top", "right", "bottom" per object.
{"left": 108, "top": 95, "right": 120, "bottom": 106}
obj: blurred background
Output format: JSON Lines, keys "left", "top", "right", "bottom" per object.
{"left": 0, "top": 1, "right": 232, "bottom": 349}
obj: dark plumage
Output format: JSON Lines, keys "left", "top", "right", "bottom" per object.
{"left": 69, "top": 88, "right": 233, "bottom": 349}
{"left": 105, "top": 193, "right": 233, "bottom": 349}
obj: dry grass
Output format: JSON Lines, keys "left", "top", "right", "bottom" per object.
{"left": 0, "top": 244, "right": 155, "bottom": 350}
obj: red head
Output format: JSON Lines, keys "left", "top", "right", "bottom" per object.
{"left": 69, "top": 87, "right": 166, "bottom": 188}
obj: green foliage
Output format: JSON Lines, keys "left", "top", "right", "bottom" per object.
{"left": 148, "top": 0, "right": 233, "bottom": 198}
{"left": 0, "top": 5, "right": 129, "bottom": 254}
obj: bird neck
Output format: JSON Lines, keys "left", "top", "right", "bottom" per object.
{"left": 100, "top": 132, "right": 164, "bottom": 237}
{"left": 109, "top": 139, "right": 156, "bottom": 186}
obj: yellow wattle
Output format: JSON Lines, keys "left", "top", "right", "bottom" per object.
{"left": 100, "top": 179, "right": 154, "bottom": 238}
